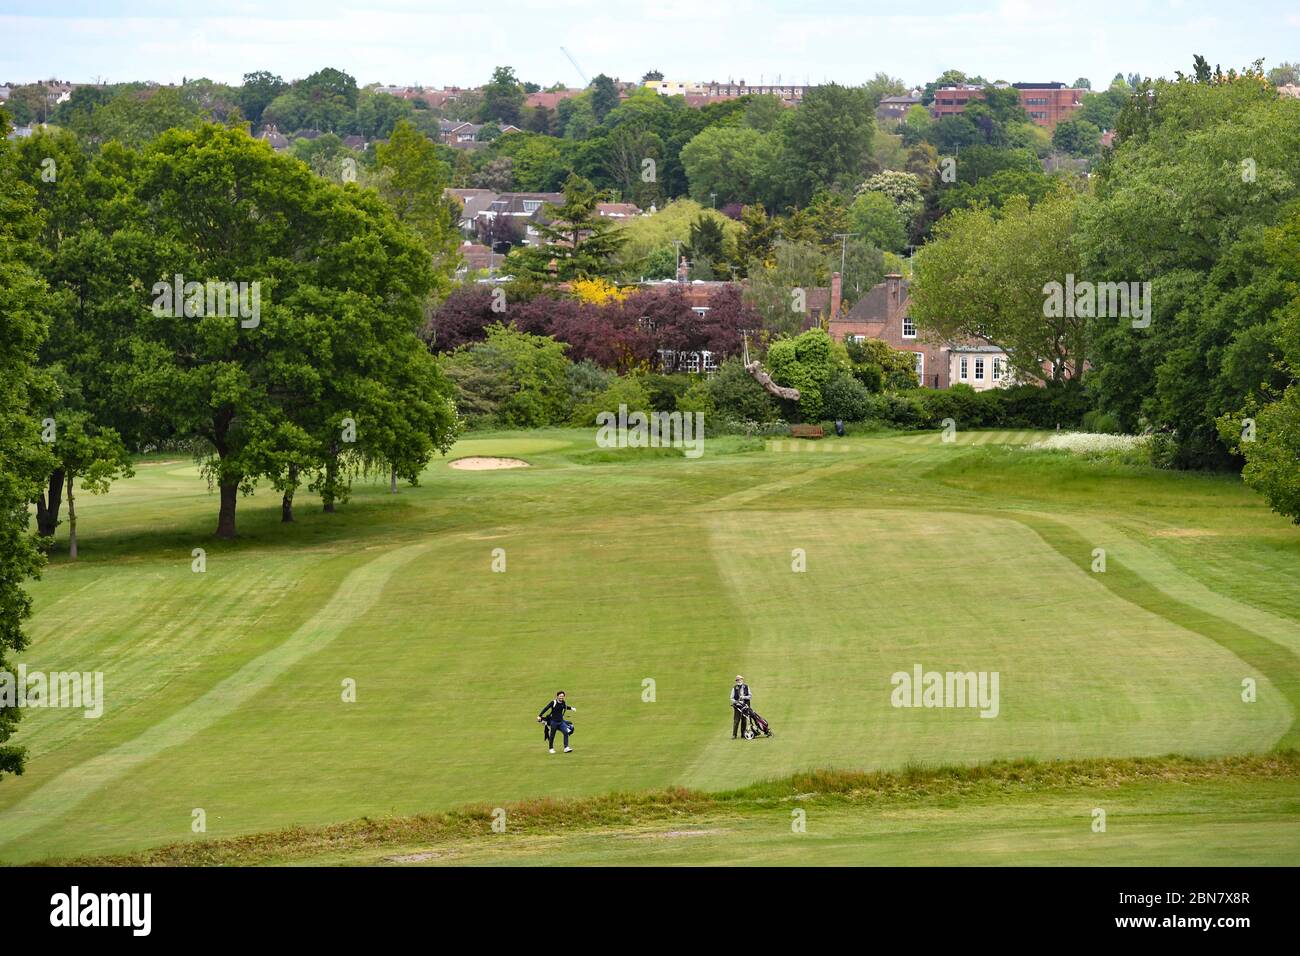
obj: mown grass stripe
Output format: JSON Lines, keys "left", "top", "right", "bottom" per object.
{"left": 1012, "top": 512, "right": 1300, "bottom": 748}
{"left": 0, "top": 541, "right": 433, "bottom": 856}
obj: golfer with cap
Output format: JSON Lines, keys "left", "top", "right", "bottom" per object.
{"left": 731, "top": 675, "right": 751, "bottom": 739}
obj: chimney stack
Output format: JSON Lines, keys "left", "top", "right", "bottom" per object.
{"left": 830, "top": 271, "right": 842, "bottom": 322}
{"left": 677, "top": 255, "right": 689, "bottom": 284}
{"left": 885, "top": 272, "right": 903, "bottom": 304}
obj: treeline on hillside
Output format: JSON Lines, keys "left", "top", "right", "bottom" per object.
{"left": 912, "top": 58, "right": 1300, "bottom": 523}
{"left": 8, "top": 64, "right": 1115, "bottom": 291}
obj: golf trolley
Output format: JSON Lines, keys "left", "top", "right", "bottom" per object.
{"left": 732, "top": 700, "right": 773, "bottom": 738}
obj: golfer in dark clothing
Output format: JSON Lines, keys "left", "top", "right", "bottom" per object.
{"left": 731, "top": 675, "right": 751, "bottom": 739}
{"left": 538, "top": 691, "right": 575, "bottom": 753}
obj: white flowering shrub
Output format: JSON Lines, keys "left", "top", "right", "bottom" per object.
{"left": 1031, "top": 432, "right": 1150, "bottom": 458}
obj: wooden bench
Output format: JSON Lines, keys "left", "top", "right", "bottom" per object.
{"left": 790, "top": 424, "right": 824, "bottom": 439}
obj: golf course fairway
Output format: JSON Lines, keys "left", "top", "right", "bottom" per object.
{"left": 3, "top": 428, "right": 1298, "bottom": 864}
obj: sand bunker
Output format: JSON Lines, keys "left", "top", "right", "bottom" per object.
{"left": 448, "top": 456, "right": 531, "bottom": 471}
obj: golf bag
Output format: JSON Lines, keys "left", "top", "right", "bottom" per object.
{"left": 731, "top": 700, "right": 772, "bottom": 738}
{"left": 544, "top": 719, "right": 574, "bottom": 744}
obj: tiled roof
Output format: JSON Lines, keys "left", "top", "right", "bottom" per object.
{"left": 596, "top": 202, "right": 642, "bottom": 218}
{"left": 526, "top": 90, "right": 581, "bottom": 110}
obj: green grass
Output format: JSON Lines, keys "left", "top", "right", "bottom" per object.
{"left": 50, "top": 754, "right": 1300, "bottom": 867}
{"left": 3, "top": 427, "right": 1299, "bottom": 864}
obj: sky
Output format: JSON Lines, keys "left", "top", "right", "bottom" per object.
{"left": 1, "top": 0, "right": 1297, "bottom": 90}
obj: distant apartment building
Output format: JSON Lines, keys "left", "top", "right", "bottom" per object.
{"left": 1012, "top": 83, "right": 1084, "bottom": 128}
{"left": 930, "top": 82, "right": 1084, "bottom": 130}
{"left": 929, "top": 83, "right": 986, "bottom": 120}
{"left": 704, "top": 80, "right": 809, "bottom": 103}
{"left": 644, "top": 79, "right": 706, "bottom": 97}
{"left": 645, "top": 78, "right": 808, "bottom": 105}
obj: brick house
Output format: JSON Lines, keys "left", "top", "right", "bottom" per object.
{"left": 828, "top": 274, "right": 1012, "bottom": 389}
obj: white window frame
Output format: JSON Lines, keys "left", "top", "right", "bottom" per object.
{"left": 974, "top": 358, "right": 985, "bottom": 381}
{"left": 992, "top": 357, "right": 1002, "bottom": 381}
{"left": 914, "top": 351, "right": 924, "bottom": 385}
{"left": 522, "top": 200, "right": 543, "bottom": 213}
{"left": 959, "top": 356, "right": 968, "bottom": 380}
{"left": 902, "top": 316, "right": 916, "bottom": 339}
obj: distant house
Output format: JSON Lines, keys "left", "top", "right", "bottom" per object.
{"left": 293, "top": 128, "right": 325, "bottom": 141}
{"left": 258, "top": 125, "right": 289, "bottom": 151}
{"left": 876, "top": 92, "right": 922, "bottom": 123}
{"left": 0, "top": 86, "right": 11, "bottom": 103}
{"left": 446, "top": 188, "right": 500, "bottom": 232}
{"left": 341, "top": 134, "right": 366, "bottom": 150}
{"left": 1278, "top": 84, "right": 1300, "bottom": 99}
{"left": 5, "top": 124, "right": 35, "bottom": 141}
{"left": 444, "top": 189, "right": 565, "bottom": 247}
{"left": 526, "top": 89, "right": 581, "bottom": 110}
{"left": 829, "top": 274, "right": 1012, "bottom": 389}
{"left": 486, "top": 192, "right": 566, "bottom": 245}
{"left": 455, "top": 241, "right": 496, "bottom": 275}
{"left": 423, "top": 88, "right": 465, "bottom": 109}
{"left": 439, "top": 121, "right": 482, "bottom": 145}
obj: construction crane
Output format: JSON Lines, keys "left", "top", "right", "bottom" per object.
{"left": 560, "top": 47, "right": 589, "bottom": 86}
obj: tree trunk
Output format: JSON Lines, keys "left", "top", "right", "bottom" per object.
{"left": 216, "top": 480, "right": 238, "bottom": 539}
{"left": 35, "top": 468, "right": 65, "bottom": 538}
{"left": 390, "top": 466, "right": 398, "bottom": 494}
{"left": 65, "top": 473, "right": 77, "bottom": 560}
{"left": 281, "top": 465, "right": 297, "bottom": 523}
{"left": 323, "top": 457, "right": 337, "bottom": 513}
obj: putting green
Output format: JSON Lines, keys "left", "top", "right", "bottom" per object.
{"left": 2, "top": 428, "right": 1297, "bottom": 863}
